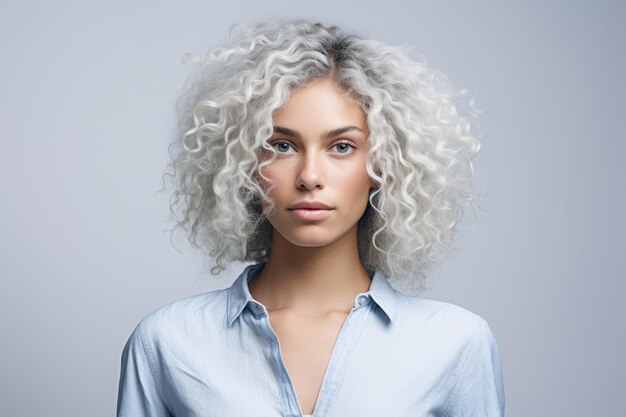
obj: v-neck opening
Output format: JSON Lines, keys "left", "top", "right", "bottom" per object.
{"left": 262, "top": 298, "right": 373, "bottom": 417}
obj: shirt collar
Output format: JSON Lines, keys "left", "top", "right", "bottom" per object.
{"left": 226, "top": 261, "right": 398, "bottom": 327}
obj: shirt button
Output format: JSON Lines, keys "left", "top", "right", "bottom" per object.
{"left": 356, "top": 295, "right": 368, "bottom": 306}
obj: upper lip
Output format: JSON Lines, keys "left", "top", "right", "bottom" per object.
{"left": 288, "top": 201, "right": 333, "bottom": 210}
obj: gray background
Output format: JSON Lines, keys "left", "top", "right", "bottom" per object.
{"left": 1, "top": 1, "right": 624, "bottom": 416}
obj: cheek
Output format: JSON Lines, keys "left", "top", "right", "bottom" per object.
{"left": 339, "top": 166, "right": 371, "bottom": 201}
{"left": 256, "top": 165, "right": 290, "bottom": 201}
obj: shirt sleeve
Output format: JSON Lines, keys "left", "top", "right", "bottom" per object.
{"left": 116, "top": 320, "right": 173, "bottom": 417}
{"left": 445, "top": 318, "right": 506, "bottom": 417}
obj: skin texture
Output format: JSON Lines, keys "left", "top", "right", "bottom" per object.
{"left": 249, "top": 77, "right": 375, "bottom": 414}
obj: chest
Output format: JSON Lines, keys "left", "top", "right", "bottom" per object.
{"left": 267, "top": 310, "right": 349, "bottom": 415}
{"left": 158, "top": 303, "right": 465, "bottom": 417}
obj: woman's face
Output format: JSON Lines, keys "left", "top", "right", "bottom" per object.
{"left": 257, "top": 77, "right": 372, "bottom": 248}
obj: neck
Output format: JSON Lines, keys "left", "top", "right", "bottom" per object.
{"left": 248, "top": 224, "right": 373, "bottom": 316}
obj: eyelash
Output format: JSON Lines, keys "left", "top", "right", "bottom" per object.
{"left": 270, "top": 139, "right": 357, "bottom": 155}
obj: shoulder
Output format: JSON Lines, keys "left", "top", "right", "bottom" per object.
{"left": 393, "top": 295, "right": 502, "bottom": 391}
{"left": 394, "top": 294, "right": 492, "bottom": 350}
{"left": 133, "top": 287, "right": 230, "bottom": 346}
{"left": 397, "top": 294, "right": 487, "bottom": 329}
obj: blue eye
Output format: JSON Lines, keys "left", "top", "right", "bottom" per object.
{"left": 269, "top": 140, "right": 356, "bottom": 155}
{"left": 332, "top": 141, "right": 356, "bottom": 154}
{"left": 271, "top": 141, "right": 294, "bottom": 153}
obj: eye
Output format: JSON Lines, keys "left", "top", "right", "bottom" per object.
{"left": 271, "top": 140, "right": 295, "bottom": 154}
{"left": 269, "top": 139, "right": 357, "bottom": 155}
{"left": 331, "top": 140, "right": 357, "bottom": 154}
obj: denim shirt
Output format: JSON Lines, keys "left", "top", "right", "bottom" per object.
{"left": 117, "top": 262, "right": 505, "bottom": 417}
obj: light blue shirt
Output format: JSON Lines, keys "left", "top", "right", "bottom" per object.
{"left": 117, "top": 261, "right": 505, "bottom": 416}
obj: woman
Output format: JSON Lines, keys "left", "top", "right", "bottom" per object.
{"left": 117, "top": 18, "right": 505, "bottom": 417}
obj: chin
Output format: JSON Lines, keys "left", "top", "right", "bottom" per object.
{"left": 287, "top": 235, "right": 335, "bottom": 248}
{"left": 278, "top": 228, "right": 338, "bottom": 248}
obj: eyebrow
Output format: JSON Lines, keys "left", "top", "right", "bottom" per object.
{"left": 272, "top": 125, "right": 366, "bottom": 140}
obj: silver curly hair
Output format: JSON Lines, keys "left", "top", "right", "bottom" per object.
{"left": 162, "top": 18, "right": 483, "bottom": 296}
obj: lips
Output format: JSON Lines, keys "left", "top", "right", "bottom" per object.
{"left": 288, "top": 201, "right": 333, "bottom": 210}
{"left": 288, "top": 207, "right": 333, "bottom": 221}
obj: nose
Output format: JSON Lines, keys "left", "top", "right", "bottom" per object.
{"left": 295, "top": 152, "right": 324, "bottom": 191}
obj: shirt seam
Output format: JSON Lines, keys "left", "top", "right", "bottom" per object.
{"left": 442, "top": 318, "right": 486, "bottom": 417}
{"left": 138, "top": 319, "right": 172, "bottom": 414}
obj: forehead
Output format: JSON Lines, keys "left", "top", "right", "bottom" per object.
{"left": 272, "top": 78, "right": 367, "bottom": 131}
